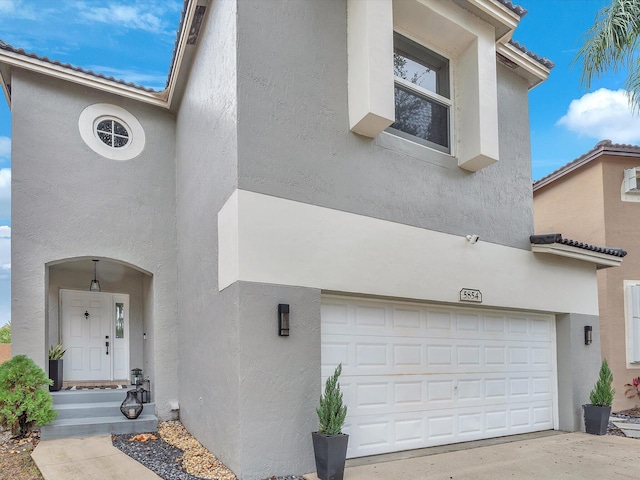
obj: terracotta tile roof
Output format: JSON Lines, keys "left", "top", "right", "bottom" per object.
{"left": 496, "top": 0, "right": 528, "bottom": 17}
{"left": 508, "top": 40, "right": 554, "bottom": 69}
{"left": 534, "top": 140, "right": 640, "bottom": 190}
{"left": 0, "top": 39, "right": 160, "bottom": 93}
{"left": 530, "top": 233, "right": 627, "bottom": 258}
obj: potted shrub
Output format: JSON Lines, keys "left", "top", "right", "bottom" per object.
{"left": 312, "top": 363, "right": 348, "bottom": 480}
{"left": 48, "top": 342, "right": 66, "bottom": 392}
{"left": 583, "top": 358, "right": 615, "bottom": 435}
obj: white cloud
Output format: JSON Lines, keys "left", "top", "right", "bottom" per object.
{"left": 0, "top": 0, "right": 16, "bottom": 14}
{"left": 78, "top": 4, "right": 165, "bottom": 34}
{"left": 0, "top": 170, "right": 11, "bottom": 220}
{"left": 0, "top": 226, "right": 10, "bottom": 276}
{"left": 557, "top": 88, "right": 640, "bottom": 144}
{"left": 0, "top": 225, "right": 10, "bottom": 325}
{"left": 85, "top": 66, "right": 167, "bottom": 90}
{"left": 0, "top": 0, "right": 36, "bottom": 19}
{"left": 0, "top": 137, "right": 9, "bottom": 160}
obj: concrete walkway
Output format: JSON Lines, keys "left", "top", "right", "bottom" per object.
{"left": 32, "top": 431, "right": 640, "bottom": 480}
{"left": 304, "top": 432, "right": 640, "bottom": 480}
{"left": 32, "top": 435, "right": 161, "bottom": 480}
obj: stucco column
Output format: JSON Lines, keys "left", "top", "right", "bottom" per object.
{"left": 556, "top": 313, "right": 601, "bottom": 431}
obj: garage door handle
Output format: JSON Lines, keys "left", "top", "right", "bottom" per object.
{"left": 105, "top": 341, "right": 109, "bottom": 355}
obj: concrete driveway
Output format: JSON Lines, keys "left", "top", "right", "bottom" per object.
{"left": 305, "top": 432, "right": 640, "bottom": 480}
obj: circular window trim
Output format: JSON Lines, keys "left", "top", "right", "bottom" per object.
{"left": 78, "top": 104, "right": 146, "bottom": 161}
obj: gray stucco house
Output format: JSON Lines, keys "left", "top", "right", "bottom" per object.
{"left": 0, "top": 1, "right": 627, "bottom": 478}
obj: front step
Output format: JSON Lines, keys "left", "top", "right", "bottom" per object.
{"left": 42, "top": 387, "right": 157, "bottom": 440}
{"left": 41, "top": 414, "right": 158, "bottom": 439}
{"left": 54, "top": 401, "right": 157, "bottom": 420}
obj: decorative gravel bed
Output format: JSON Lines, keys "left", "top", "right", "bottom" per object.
{"left": 112, "top": 421, "right": 307, "bottom": 480}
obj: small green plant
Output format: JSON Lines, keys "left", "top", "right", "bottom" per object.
{"left": 317, "top": 363, "right": 347, "bottom": 435}
{"left": 0, "top": 355, "right": 56, "bottom": 436}
{"left": 0, "top": 321, "right": 10, "bottom": 344}
{"left": 589, "top": 358, "right": 615, "bottom": 407}
{"left": 48, "top": 342, "right": 66, "bottom": 360}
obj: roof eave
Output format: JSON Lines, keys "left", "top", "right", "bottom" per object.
{"left": 496, "top": 42, "right": 550, "bottom": 89}
{"left": 453, "top": 0, "right": 522, "bottom": 41}
{"left": 534, "top": 141, "right": 640, "bottom": 190}
{"left": 165, "top": 0, "right": 208, "bottom": 111}
{"left": 0, "top": 0, "right": 209, "bottom": 112}
{"left": 531, "top": 243, "right": 624, "bottom": 269}
{"left": 0, "top": 47, "right": 169, "bottom": 108}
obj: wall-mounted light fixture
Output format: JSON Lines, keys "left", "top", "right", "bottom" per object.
{"left": 89, "top": 259, "right": 101, "bottom": 292}
{"left": 466, "top": 234, "right": 480, "bottom": 244}
{"left": 584, "top": 325, "right": 593, "bottom": 345}
{"left": 278, "top": 304, "right": 290, "bottom": 337}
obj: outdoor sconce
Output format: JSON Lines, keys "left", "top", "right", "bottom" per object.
{"left": 584, "top": 325, "right": 593, "bottom": 345}
{"left": 278, "top": 304, "right": 290, "bottom": 337}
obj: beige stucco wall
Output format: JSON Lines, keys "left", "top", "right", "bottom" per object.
{"left": 534, "top": 154, "right": 640, "bottom": 411}
{"left": 534, "top": 161, "right": 606, "bottom": 246}
{"left": 0, "top": 344, "right": 10, "bottom": 364}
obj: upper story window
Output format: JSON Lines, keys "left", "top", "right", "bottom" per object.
{"left": 78, "top": 104, "right": 146, "bottom": 161}
{"left": 388, "top": 33, "right": 451, "bottom": 153}
{"left": 96, "top": 118, "right": 130, "bottom": 148}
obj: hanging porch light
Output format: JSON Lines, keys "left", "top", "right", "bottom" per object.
{"left": 89, "top": 259, "right": 101, "bottom": 292}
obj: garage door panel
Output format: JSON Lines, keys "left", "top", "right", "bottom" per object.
{"left": 345, "top": 400, "right": 555, "bottom": 457}
{"left": 342, "top": 373, "right": 554, "bottom": 417}
{"left": 322, "top": 336, "right": 554, "bottom": 377}
{"left": 321, "top": 296, "right": 557, "bottom": 458}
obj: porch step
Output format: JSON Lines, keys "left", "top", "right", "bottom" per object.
{"left": 54, "top": 401, "right": 157, "bottom": 420}
{"left": 50, "top": 388, "right": 137, "bottom": 405}
{"left": 40, "top": 414, "right": 158, "bottom": 440}
{"left": 42, "top": 387, "right": 157, "bottom": 439}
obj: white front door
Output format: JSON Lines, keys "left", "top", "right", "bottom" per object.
{"left": 60, "top": 290, "right": 130, "bottom": 382}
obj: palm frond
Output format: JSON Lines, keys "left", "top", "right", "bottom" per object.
{"left": 576, "top": 0, "right": 640, "bottom": 90}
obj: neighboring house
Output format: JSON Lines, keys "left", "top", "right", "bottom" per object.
{"left": 0, "top": 344, "right": 10, "bottom": 364}
{"left": 0, "top": 1, "right": 627, "bottom": 478}
{"left": 534, "top": 139, "right": 640, "bottom": 411}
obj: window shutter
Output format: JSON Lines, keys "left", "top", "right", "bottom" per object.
{"left": 630, "top": 285, "right": 640, "bottom": 362}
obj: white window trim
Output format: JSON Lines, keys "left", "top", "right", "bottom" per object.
{"left": 78, "top": 103, "right": 146, "bottom": 161}
{"left": 624, "top": 280, "right": 640, "bottom": 368}
{"left": 346, "top": 0, "right": 500, "bottom": 172}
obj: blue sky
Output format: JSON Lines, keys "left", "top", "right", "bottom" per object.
{"left": 0, "top": 0, "right": 636, "bottom": 327}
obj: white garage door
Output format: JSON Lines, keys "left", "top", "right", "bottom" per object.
{"left": 321, "top": 296, "right": 557, "bottom": 458}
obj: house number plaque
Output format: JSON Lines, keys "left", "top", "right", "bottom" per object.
{"left": 460, "top": 288, "right": 482, "bottom": 303}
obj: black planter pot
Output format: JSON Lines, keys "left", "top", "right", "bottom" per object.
{"left": 312, "top": 432, "right": 349, "bottom": 480}
{"left": 583, "top": 404, "right": 611, "bottom": 435}
{"left": 49, "top": 359, "right": 63, "bottom": 392}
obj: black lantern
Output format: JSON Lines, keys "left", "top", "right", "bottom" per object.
{"left": 131, "top": 368, "right": 143, "bottom": 386}
{"left": 278, "top": 303, "right": 290, "bottom": 336}
{"left": 120, "top": 389, "right": 143, "bottom": 419}
{"left": 585, "top": 325, "right": 593, "bottom": 345}
{"left": 137, "top": 378, "right": 151, "bottom": 404}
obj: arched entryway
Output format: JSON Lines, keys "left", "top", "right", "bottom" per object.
{"left": 45, "top": 257, "right": 154, "bottom": 386}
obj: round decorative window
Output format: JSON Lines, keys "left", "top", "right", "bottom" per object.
{"left": 96, "top": 118, "right": 130, "bottom": 148}
{"left": 78, "top": 104, "right": 145, "bottom": 160}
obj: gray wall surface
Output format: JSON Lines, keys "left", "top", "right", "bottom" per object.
{"left": 236, "top": 0, "right": 534, "bottom": 250}
{"left": 174, "top": 0, "right": 242, "bottom": 473}
{"left": 236, "top": 282, "right": 320, "bottom": 479}
{"left": 11, "top": 69, "right": 179, "bottom": 418}
{"left": 556, "top": 313, "right": 602, "bottom": 432}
